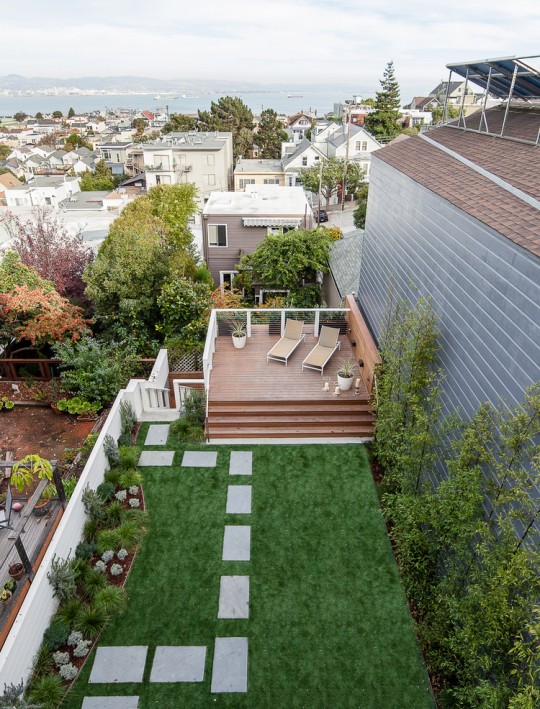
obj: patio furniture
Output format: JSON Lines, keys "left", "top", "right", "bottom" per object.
{"left": 302, "top": 326, "right": 341, "bottom": 375}
{"left": 0, "top": 485, "right": 13, "bottom": 530}
{"left": 266, "top": 319, "right": 305, "bottom": 366}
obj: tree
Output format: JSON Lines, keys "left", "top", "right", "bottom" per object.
{"left": 68, "top": 107, "right": 75, "bottom": 118}
{"left": 0, "top": 143, "right": 11, "bottom": 161}
{"left": 131, "top": 118, "right": 146, "bottom": 138}
{"left": 5, "top": 207, "right": 94, "bottom": 304}
{"left": 52, "top": 110, "right": 63, "bottom": 119}
{"left": 197, "top": 96, "right": 254, "bottom": 161}
{"left": 298, "top": 157, "right": 364, "bottom": 209}
{"left": 79, "top": 160, "right": 115, "bottom": 191}
{"left": 13, "top": 112, "right": 27, "bottom": 123}
{"left": 157, "top": 277, "right": 212, "bottom": 342}
{"left": 364, "top": 61, "right": 402, "bottom": 139}
{"left": 431, "top": 104, "right": 460, "bottom": 124}
{"left": 162, "top": 113, "right": 197, "bottom": 134}
{"left": 254, "top": 109, "right": 288, "bottom": 159}
{"left": 353, "top": 184, "right": 369, "bottom": 229}
{"left": 64, "top": 132, "right": 92, "bottom": 152}
{"left": 35, "top": 111, "right": 43, "bottom": 120}
{"left": 37, "top": 131, "right": 61, "bottom": 147}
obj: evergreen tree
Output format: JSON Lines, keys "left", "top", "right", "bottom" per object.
{"left": 162, "top": 113, "right": 197, "bottom": 133}
{"left": 68, "top": 107, "right": 75, "bottom": 118}
{"left": 364, "top": 61, "right": 402, "bottom": 139}
{"left": 197, "top": 96, "right": 254, "bottom": 161}
{"left": 254, "top": 109, "right": 288, "bottom": 159}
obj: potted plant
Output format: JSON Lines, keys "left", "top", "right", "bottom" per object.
{"left": 56, "top": 397, "right": 99, "bottom": 420}
{"left": 8, "top": 562, "right": 24, "bottom": 581}
{"left": 3, "top": 579, "right": 17, "bottom": 594}
{"left": 0, "top": 396, "right": 15, "bottom": 412}
{"left": 336, "top": 357, "right": 358, "bottom": 391}
{"left": 231, "top": 321, "right": 247, "bottom": 349}
{"left": 1, "top": 588, "right": 12, "bottom": 606}
{"left": 33, "top": 483, "right": 55, "bottom": 518}
{"left": 10, "top": 454, "right": 54, "bottom": 494}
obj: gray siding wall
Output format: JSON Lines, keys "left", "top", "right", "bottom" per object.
{"left": 358, "top": 158, "right": 540, "bottom": 425}
{"left": 203, "top": 216, "right": 268, "bottom": 285}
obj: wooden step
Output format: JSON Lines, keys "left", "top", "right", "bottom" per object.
{"left": 209, "top": 415, "right": 373, "bottom": 427}
{"left": 208, "top": 426, "right": 375, "bottom": 438}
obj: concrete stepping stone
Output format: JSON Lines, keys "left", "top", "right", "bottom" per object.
{"left": 222, "top": 526, "right": 251, "bottom": 561}
{"left": 181, "top": 451, "right": 217, "bottom": 467}
{"left": 150, "top": 646, "right": 206, "bottom": 682}
{"left": 89, "top": 646, "right": 147, "bottom": 683}
{"left": 138, "top": 451, "right": 174, "bottom": 467}
{"left": 226, "top": 485, "right": 252, "bottom": 514}
{"left": 229, "top": 451, "right": 252, "bottom": 476}
{"left": 144, "top": 424, "right": 170, "bottom": 446}
{"left": 211, "top": 637, "right": 248, "bottom": 693}
{"left": 82, "top": 698, "right": 139, "bottom": 709}
{"left": 218, "top": 576, "right": 250, "bottom": 619}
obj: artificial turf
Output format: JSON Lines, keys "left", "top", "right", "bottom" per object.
{"left": 62, "top": 429, "right": 434, "bottom": 709}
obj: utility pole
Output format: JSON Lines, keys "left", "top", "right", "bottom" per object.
{"left": 341, "top": 108, "right": 351, "bottom": 211}
{"left": 317, "top": 158, "right": 323, "bottom": 226}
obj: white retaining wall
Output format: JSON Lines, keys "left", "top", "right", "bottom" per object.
{"left": 0, "top": 379, "right": 146, "bottom": 687}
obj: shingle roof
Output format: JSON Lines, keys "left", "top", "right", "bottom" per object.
{"left": 373, "top": 107, "right": 540, "bottom": 258}
{"left": 329, "top": 230, "right": 364, "bottom": 297}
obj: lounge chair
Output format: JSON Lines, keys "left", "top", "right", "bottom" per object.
{"left": 0, "top": 485, "right": 13, "bottom": 530}
{"left": 302, "top": 326, "right": 341, "bottom": 375}
{"left": 267, "top": 319, "right": 305, "bottom": 366}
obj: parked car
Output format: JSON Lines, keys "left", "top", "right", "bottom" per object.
{"left": 315, "top": 209, "right": 328, "bottom": 223}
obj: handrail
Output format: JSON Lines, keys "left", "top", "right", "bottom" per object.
{"left": 373, "top": 372, "right": 379, "bottom": 410}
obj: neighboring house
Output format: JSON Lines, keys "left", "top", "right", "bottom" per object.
{"left": 333, "top": 98, "right": 375, "bottom": 126}
{"left": 406, "top": 96, "right": 440, "bottom": 111}
{"left": 0, "top": 173, "right": 22, "bottom": 205}
{"left": 316, "top": 124, "right": 382, "bottom": 181}
{"left": 428, "top": 80, "right": 485, "bottom": 116}
{"left": 96, "top": 142, "right": 133, "bottom": 175}
{"left": 132, "top": 131, "right": 234, "bottom": 204}
{"left": 281, "top": 138, "right": 326, "bottom": 187}
{"left": 4, "top": 175, "right": 80, "bottom": 207}
{"left": 287, "top": 113, "right": 314, "bottom": 142}
{"left": 234, "top": 159, "right": 285, "bottom": 191}
{"left": 399, "top": 109, "right": 433, "bottom": 129}
{"left": 202, "top": 185, "right": 313, "bottom": 291}
{"left": 323, "top": 230, "right": 364, "bottom": 307}
{"left": 357, "top": 103, "right": 540, "bottom": 433}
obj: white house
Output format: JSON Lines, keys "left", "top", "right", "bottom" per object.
{"left": 4, "top": 176, "right": 81, "bottom": 208}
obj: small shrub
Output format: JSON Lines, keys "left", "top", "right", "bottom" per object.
{"left": 58, "top": 662, "right": 77, "bottom": 681}
{"left": 96, "top": 481, "right": 116, "bottom": 502}
{"left": 83, "top": 518, "right": 99, "bottom": 544}
{"left": 117, "top": 548, "right": 128, "bottom": 561}
{"left": 67, "top": 630, "right": 83, "bottom": 647}
{"left": 95, "top": 528, "right": 120, "bottom": 554}
{"left": 115, "top": 490, "right": 127, "bottom": 502}
{"left": 47, "top": 556, "right": 76, "bottom": 604}
{"left": 129, "top": 498, "right": 140, "bottom": 508}
{"left": 93, "top": 585, "right": 127, "bottom": 615}
{"left": 101, "top": 550, "right": 114, "bottom": 563}
{"left": 117, "top": 432, "right": 132, "bottom": 447}
{"left": 129, "top": 485, "right": 139, "bottom": 496}
{"left": 94, "top": 560, "right": 107, "bottom": 574}
{"left": 103, "top": 467, "right": 122, "bottom": 487}
{"left": 27, "top": 673, "right": 63, "bottom": 708}
{"left": 103, "top": 434, "right": 120, "bottom": 467}
{"left": 56, "top": 598, "right": 84, "bottom": 629}
{"left": 119, "top": 401, "right": 137, "bottom": 435}
{"left": 43, "top": 621, "right": 70, "bottom": 651}
{"left": 75, "top": 605, "right": 107, "bottom": 639}
{"left": 75, "top": 541, "right": 96, "bottom": 560}
{"left": 81, "top": 486, "right": 106, "bottom": 522}
{"left": 79, "top": 433, "right": 98, "bottom": 465}
{"left": 103, "top": 500, "right": 124, "bottom": 527}
{"left": 31, "top": 642, "right": 54, "bottom": 681}
{"left": 118, "top": 469, "right": 142, "bottom": 489}
{"left": 118, "top": 445, "right": 140, "bottom": 470}
{"left": 73, "top": 639, "right": 92, "bottom": 658}
{"left": 62, "top": 476, "right": 78, "bottom": 500}
{"left": 52, "top": 651, "right": 69, "bottom": 667}
{"left": 110, "top": 564, "right": 123, "bottom": 576}
{"left": 80, "top": 567, "right": 107, "bottom": 599}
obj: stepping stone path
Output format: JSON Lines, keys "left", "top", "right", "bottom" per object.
{"left": 218, "top": 576, "right": 250, "bottom": 619}
{"left": 222, "top": 525, "right": 251, "bottom": 561}
{"left": 144, "top": 424, "right": 170, "bottom": 446}
{"left": 226, "top": 485, "right": 252, "bottom": 514}
{"left": 211, "top": 637, "right": 249, "bottom": 693}
{"left": 182, "top": 451, "right": 217, "bottom": 467}
{"left": 150, "top": 646, "right": 206, "bottom": 682}
{"left": 229, "top": 451, "right": 252, "bottom": 476}
{"left": 82, "top": 699, "right": 139, "bottom": 709}
{"left": 89, "top": 646, "right": 148, "bottom": 684}
{"left": 138, "top": 451, "right": 175, "bottom": 467}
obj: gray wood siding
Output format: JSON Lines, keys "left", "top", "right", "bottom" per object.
{"left": 358, "top": 159, "right": 540, "bottom": 425}
{"left": 203, "top": 216, "right": 268, "bottom": 284}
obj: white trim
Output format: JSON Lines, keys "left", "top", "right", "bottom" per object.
{"left": 208, "top": 223, "right": 228, "bottom": 247}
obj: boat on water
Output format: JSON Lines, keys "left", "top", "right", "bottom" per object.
{"left": 288, "top": 94, "right": 303, "bottom": 98}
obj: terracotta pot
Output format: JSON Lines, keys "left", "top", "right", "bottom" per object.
{"left": 50, "top": 403, "right": 62, "bottom": 415}
{"left": 33, "top": 498, "right": 52, "bottom": 517}
{"left": 8, "top": 563, "right": 24, "bottom": 581}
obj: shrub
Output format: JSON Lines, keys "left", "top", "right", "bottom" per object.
{"left": 73, "top": 639, "right": 91, "bottom": 658}
{"left": 101, "top": 550, "right": 114, "bottom": 563}
{"left": 103, "top": 434, "right": 120, "bottom": 467}
{"left": 80, "top": 567, "right": 107, "bottom": 599}
{"left": 170, "top": 416, "right": 205, "bottom": 443}
{"left": 96, "top": 518, "right": 145, "bottom": 553}
{"left": 96, "top": 481, "right": 116, "bottom": 502}
{"left": 52, "top": 651, "right": 69, "bottom": 667}
{"left": 103, "top": 467, "right": 122, "bottom": 488}
{"left": 118, "top": 446, "right": 140, "bottom": 470}
{"left": 27, "top": 674, "right": 63, "bottom": 708}
{"left": 117, "top": 548, "right": 128, "bottom": 561}
{"left": 115, "top": 490, "right": 127, "bottom": 502}
{"left": 117, "top": 432, "right": 132, "bottom": 447}
{"left": 56, "top": 598, "right": 84, "bottom": 629}
{"left": 103, "top": 500, "right": 124, "bottom": 527}
{"left": 75, "top": 541, "right": 96, "bottom": 560}
{"left": 62, "top": 476, "right": 78, "bottom": 500}
{"left": 118, "top": 469, "right": 142, "bottom": 489}
{"left": 75, "top": 605, "right": 107, "bottom": 639}
{"left": 81, "top": 486, "right": 106, "bottom": 522}
{"left": 129, "top": 498, "right": 140, "bottom": 508}
{"left": 119, "top": 401, "right": 136, "bottom": 434}
{"left": 43, "top": 621, "right": 70, "bottom": 651}
{"left": 83, "top": 518, "right": 99, "bottom": 544}
{"left": 47, "top": 556, "right": 76, "bottom": 604}
{"left": 93, "top": 585, "right": 127, "bottom": 615}
{"left": 129, "top": 485, "right": 139, "bottom": 496}
{"left": 94, "top": 560, "right": 107, "bottom": 574}
{"left": 67, "top": 631, "right": 83, "bottom": 647}
{"left": 30, "top": 643, "right": 54, "bottom": 681}
{"left": 58, "top": 662, "right": 77, "bottom": 681}
{"left": 110, "top": 564, "right": 123, "bottom": 577}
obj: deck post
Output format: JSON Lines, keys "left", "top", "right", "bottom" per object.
{"left": 314, "top": 310, "right": 320, "bottom": 336}
{"left": 15, "top": 538, "right": 34, "bottom": 582}
{"left": 247, "top": 310, "right": 252, "bottom": 338}
{"left": 281, "top": 310, "right": 286, "bottom": 335}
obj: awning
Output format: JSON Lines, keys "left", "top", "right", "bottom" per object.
{"left": 243, "top": 217, "right": 302, "bottom": 227}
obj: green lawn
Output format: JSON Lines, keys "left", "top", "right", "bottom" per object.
{"left": 62, "top": 429, "right": 434, "bottom": 709}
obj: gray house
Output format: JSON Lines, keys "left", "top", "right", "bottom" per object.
{"left": 202, "top": 185, "right": 313, "bottom": 291}
{"left": 357, "top": 102, "right": 540, "bottom": 423}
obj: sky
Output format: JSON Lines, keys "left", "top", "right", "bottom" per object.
{"left": 1, "top": 0, "right": 539, "bottom": 98}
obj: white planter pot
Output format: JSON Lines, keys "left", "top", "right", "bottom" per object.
{"left": 232, "top": 334, "right": 247, "bottom": 349}
{"left": 337, "top": 374, "right": 354, "bottom": 391}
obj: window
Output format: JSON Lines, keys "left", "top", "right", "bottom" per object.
{"left": 263, "top": 178, "right": 280, "bottom": 185}
{"left": 267, "top": 226, "right": 296, "bottom": 235}
{"left": 239, "top": 178, "right": 255, "bottom": 189}
{"left": 355, "top": 141, "right": 368, "bottom": 151}
{"left": 204, "top": 174, "right": 216, "bottom": 186}
{"left": 220, "top": 271, "right": 238, "bottom": 288}
{"left": 207, "top": 154, "right": 215, "bottom": 166}
{"left": 302, "top": 156, "right": 308, "bottom": 166}
{"left": 314, "top": 155, "right": 319, "bottom": 161}
{"left": 102, "top": 150, "right": 111, "bottom": 160}
{"left": 116, "top": 153, "right": 120, "bottom": 162}
{"left": 208, "top": 224, "right": 227, "bottom": 247}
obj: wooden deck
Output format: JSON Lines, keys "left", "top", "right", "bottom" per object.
{"left": 207, "top": 325, "right": 375, "bottom": 440}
